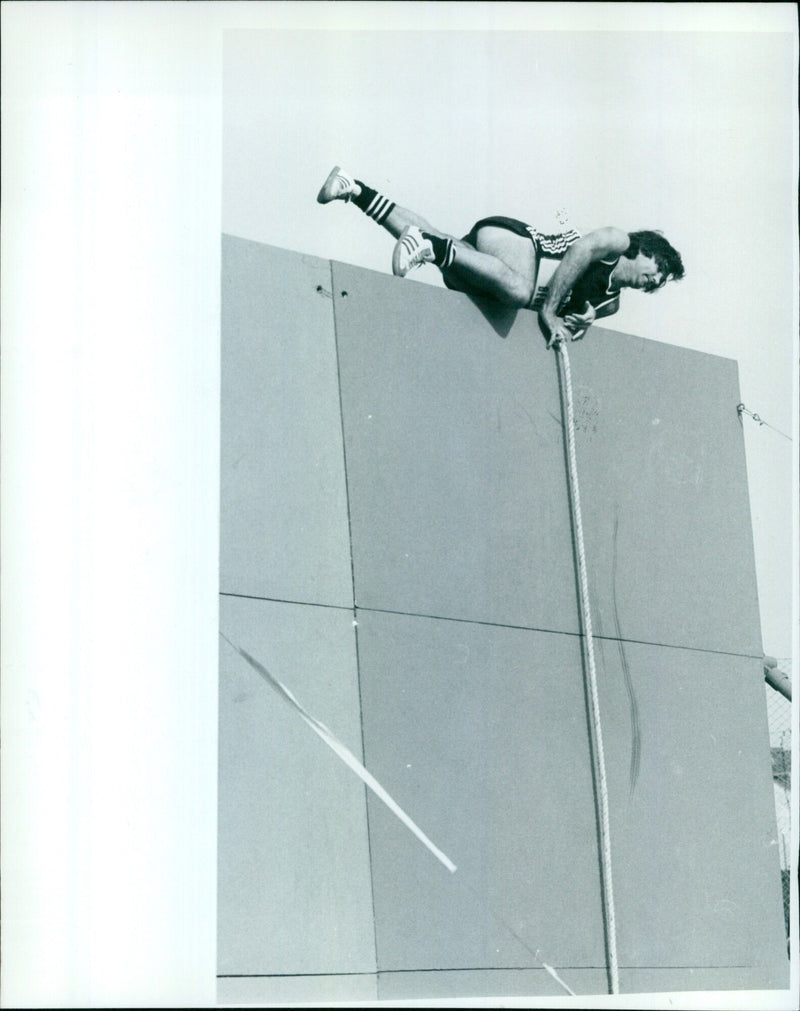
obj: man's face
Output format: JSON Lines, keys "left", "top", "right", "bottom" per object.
{"left": 631, "top": 252, "right": 665, "bottom": 292}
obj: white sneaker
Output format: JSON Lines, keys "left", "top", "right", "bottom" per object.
{"left": 392, "top": 225, "right": 435, "bottom": 277}
{"left": 317, "top": 165, "right": 358, "bottom": 204}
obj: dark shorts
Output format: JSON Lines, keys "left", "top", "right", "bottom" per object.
{"left": 443, "top": 216, "right": 540, "bottom": 300}
{"left": 443, "top": 216, "right": 581, "bottom": 305}
{"left": 460, "top": 215, "right": 534, "bottom": 248}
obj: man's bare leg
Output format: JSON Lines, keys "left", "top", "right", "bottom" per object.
{"left": 379, "top": 209, "right": 536, "bottom": 305}
{"left": 317, "top": 166, "right": 537, "bottom": 307}
{"left": 443, "top": 226, "right": 538, "bottom": 306}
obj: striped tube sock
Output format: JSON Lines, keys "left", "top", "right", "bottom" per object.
{"left": 425, "top": 233, "right": 455, "bottom": 269}
{"left": 353, "top": 181, "right": 396, "bottom": 225}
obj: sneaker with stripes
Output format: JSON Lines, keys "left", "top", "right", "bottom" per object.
{"left": 316, "top": 166, "right": 454, "bottom": 275}
{"left": 392, "top": 226, "right": 435, "bottom": 276}
{"left": 392, "top": 226, "right": 454, "bottom": 277}
{"left": 317, "top": 165, "right": 397, "bottom": 226}
{"left": 316, "top": 165, "right": 359, "bottom": 204}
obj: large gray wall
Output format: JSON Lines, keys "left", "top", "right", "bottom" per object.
{"left": 218, "top": 236, "right": 787, "bottom": 1002}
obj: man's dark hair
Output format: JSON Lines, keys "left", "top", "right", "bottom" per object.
{"left": 626, "top": 230, "right": 684, "bottom": 285}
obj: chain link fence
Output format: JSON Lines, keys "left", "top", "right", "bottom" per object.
{"left": 765, "top": 660, "right": 791, "bottom": 945}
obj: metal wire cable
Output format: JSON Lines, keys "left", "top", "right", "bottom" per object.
{"left": 737, "top": 403, "right": 792, "bottom": 442}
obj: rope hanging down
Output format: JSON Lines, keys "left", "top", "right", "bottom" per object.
{"left": 555, "top": 339, "right": 620, "bottom": 995}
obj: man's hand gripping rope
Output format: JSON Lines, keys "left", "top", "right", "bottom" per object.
{"left": 543, "top": 301, "right": 596, "bottom": 349}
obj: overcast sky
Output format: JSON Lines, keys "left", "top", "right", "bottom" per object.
{"left": 224, "top": 21, "right": 797, "bottom": 657}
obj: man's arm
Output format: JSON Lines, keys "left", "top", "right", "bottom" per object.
{"left": 539, "top": 227, "right": 630, "bottom": 347}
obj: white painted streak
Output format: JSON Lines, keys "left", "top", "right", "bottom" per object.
{"left": 222, "top": 634, "right": 457, "bottom": 874}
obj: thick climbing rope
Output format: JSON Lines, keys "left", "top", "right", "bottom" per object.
{"left": 555, "top": 339, "right": 620, "bottom": 995}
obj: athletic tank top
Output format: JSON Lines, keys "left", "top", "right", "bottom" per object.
{"left": 559, "top": 257, "right": 620, "bottom": 315}
{"left": 530, "top": 229, "right": 620, "bottom": 316}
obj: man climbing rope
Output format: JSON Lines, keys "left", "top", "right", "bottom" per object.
{"left": 317, "top": 165, "right": 684, "bottom": 348}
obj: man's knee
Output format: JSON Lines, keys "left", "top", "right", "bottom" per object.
{"left": 504, "top": 275, "right": 534, "bottom": 307}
